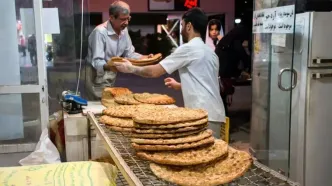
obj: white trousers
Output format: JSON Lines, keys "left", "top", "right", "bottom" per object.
{"left": 208, "top": 121, "right": 222, "bottom": 139}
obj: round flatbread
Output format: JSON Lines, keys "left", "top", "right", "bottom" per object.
{"left": 134, "top": 118, "right": 208, "bottom": 129}
{"left": 131, "top": 130, "right": 213, "bottom": 145}
{"left": 150, "top": 147, "right": 252, "bottom": 186}
{"left": 130, "top": 128, "right": 206, "bottom": 139}
{"left": 107, "top": 126, "right": 133, "bottom": 132}
{"left": 128, "top": 53, "right": 162, "bottom": 63}
{"left": 102, "top": 104, "right": 162, "bottom": 118}
{"left": 99, "top": 115, "right": 134, "bottom": 128}
{"left": 101, "top": 99, "right": 119, "bottom": 108}
{"left": 134, "top": 124, "right": 207, "bottom": 134}
{"left": 132, "top": 136, "right": 214, "bottom": 151}
{"left": 102, "top": 87, "right": 132, "bottom": 98}
{"left": 137, "top": 139, "right": 228, "bottom": 166}
{"left": 133, "top": 93, "right": 175, "bottom": 105}
{"left": 133, "top": 107, "right": 208, "bottom": 125}
{"left": 114, "top": 94, "right": 142, "bottom": 105}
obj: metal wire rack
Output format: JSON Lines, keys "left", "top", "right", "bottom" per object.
{"left": 87, "top": 112, "right": 300, "bottom": 186}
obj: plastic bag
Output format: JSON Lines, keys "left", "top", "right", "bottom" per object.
{"left": 19, "top": 128, "right": 61, "bottom": 166}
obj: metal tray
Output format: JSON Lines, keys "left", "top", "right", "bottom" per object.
{"left": 87, "top": 112, "right": 299, "bottom": 186}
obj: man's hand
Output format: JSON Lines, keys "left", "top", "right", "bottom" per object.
{"left": 113, "top": 59, "right": 134, "bottom": 73}
{"left": 226, "top": 95, "right": 233, "bottom": 106}
{"left": 103, "top": 64, "right": 112, "bottom": 71}
{"left": 140, "top": 54, "right": 154, "bottom": 59}
{"left": 164, "top": 77, "right": 181, "bottom": 90}
{"left": 217, "top": 35, "right": 223, "bottom": 41}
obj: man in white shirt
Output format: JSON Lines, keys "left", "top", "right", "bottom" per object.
{"left": 114, "top": 8, "right": 226, "bottom": 138}
{"left": 86, "top": 1, "right": 151, "bottom": 99}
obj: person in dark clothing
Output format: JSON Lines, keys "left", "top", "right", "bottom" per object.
{"left": 215, "top": 25, "right": 251, "bottom": 79}
{"left": 214, "top": 25, "right": 251, "bottom": 117}
{"left": 27, "top": 34, "right": 37, "bottom": 66}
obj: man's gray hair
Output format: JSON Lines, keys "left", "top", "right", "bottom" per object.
{"left": 109, "top": 1, "right": 129, "bottom": 18}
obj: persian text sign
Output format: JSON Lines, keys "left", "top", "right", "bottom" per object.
{"left": 253, "top": 5, "right": 295, "bottom": 33}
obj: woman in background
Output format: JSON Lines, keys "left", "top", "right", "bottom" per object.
{"left": 206, "top": 19, "right": 234, "bottom": 117}
{"left": 215, "top": 25, "right": 251, "bottom": 125}
{"left": 205, "top": 19, "right": 224, "bottom": 51}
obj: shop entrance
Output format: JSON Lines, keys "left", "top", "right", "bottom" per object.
{"left": 0, "top": 0, "right": 48, "bottom": 166}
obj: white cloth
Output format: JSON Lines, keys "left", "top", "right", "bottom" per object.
{"left": 86, "top": 21, "right": 141, "bottom": 97}
{"left": 208, "top": 121, "right": 222, "bottom": 139}
{"left": 205, "top": 21, "right": 224, "bottom": 51}
{"left": 160, "top": 37, "right": 226, "bottom": 122}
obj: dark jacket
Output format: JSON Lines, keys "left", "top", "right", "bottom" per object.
{"left": 215, "top": 25, "right": 251, "bottom": 78}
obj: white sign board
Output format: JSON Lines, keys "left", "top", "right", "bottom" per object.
{"left": 253, "top": 5, "right": 295, "bottom": 33}
{"left": 271, "top": 33, "right": 287, "bottom": 47}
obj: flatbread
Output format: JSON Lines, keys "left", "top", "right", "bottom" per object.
{"left": 101, "top": 99, "right": 119, "bottom": 108}
{"left": 134, "top": 124, "right": 207, "bottom": 134}
{"left": 133, "top": 93, "right": 175, "bottom": 105}
{"left": 134, "top": 118, "right": 208, "bottom": 129}
{"left": 99, "top": 115, "right": 134, "bottom": 128}
{"left": 107, "top": 57, "right": 126, "bottom": 72}
{"left": 131, "top": 130, "right": 213, "bottom": 145}
{"left": 150, "top": 147, "right": 252, "bottom": 186}
{"left": 102, "top": 104, "right": 163, "bottom": 118}
{"left": 114, "top": 94, "right": 142, "bottom": 105}
{"left": 137, "top": 139, "right": 228, "bottom": 166}
{"left": 130, "top": 128, "right": 206, "bottom": 139}
{"left": 102, "top": 87, "right": 132, "bottom": 98}
{"left": 107, "top": 126, "right": 133, "bottom": 132}
{"left": 133, "top": 107, "right": 208, "bottom": 124}
{"left": 132, "top": 136, "right": 214, "bottom": 151}
{"left": 128, "top": 53, "right": 162, "bottom": 64}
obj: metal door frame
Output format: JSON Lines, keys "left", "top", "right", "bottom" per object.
{"left": 0, "top": 0, "right": 49, "bottom": 131}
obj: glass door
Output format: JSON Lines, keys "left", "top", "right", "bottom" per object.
{"left": 0, "top": 0, "right": 48, "bottom": 162}
{"left": 250, "top": 0, "right": 297, "bottom": 176}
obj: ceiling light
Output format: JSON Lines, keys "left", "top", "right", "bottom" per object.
{"left": 235, "top": 19, "right": 241, "bottom": 24}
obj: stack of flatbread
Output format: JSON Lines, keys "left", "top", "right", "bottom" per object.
{"left": 107, "top": 53, "right": 162, "bottom": 72}
{"left": 99, "top": 104, "right": 164, "bottom": 132}
{"left": 114, "top": 92, "right": 175, "bottom": 105}
{"left": 129, "top": 107, "right": 252, "bottom": 186}
{"left": 101, "top": 87, "right": 132, "bottom": 108}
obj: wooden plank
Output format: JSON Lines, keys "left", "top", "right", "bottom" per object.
{"left": 87, "top": 112, "right": 143, "bottom": 186}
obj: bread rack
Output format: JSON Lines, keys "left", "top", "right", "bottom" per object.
{"left": 87, "top": 112, "right": 300, "bottom": 186}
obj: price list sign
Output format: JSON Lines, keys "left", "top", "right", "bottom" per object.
{"left": 253, "top": 5, "right": 295, "bottom": 33}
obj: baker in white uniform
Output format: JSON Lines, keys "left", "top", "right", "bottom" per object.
{"left": 113, "top": 7, "right": 226, "bottom": 138}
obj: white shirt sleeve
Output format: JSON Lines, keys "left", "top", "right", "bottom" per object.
{"left": 159, "top": 44, "right": 192, "bottom": 74}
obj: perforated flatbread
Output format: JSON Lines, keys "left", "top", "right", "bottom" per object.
{"left": 107, "top": 57, "right": 126, "bottom": 72}
{"left": 103, "top": 104, "right": 163, "bottom": 118}
{"left": 129, "top": 53, "right": 162, "bottom": 64}
{"left": 107, "top": 126, "right": 133, "bottom": 132}
{"left": 137, "top": 140, "right": 228, "bottom": 166}
{"left": 134, "top": 124, "right": 207, "bottom": 134}
{"left": 132, "top": 136, "right": 214, "bottom": 151}
{"left": 102, "top": 87, "right": 132, "bottom": 98}
{"left": 130, "top": 128, "right": 206, "bottom": 139}
{"left": 114, "top": 94, "right": 142, "bottom": 105}
{"left": 99, "top": 115, "right": 134, "bottom": 128}
{"left": 133, "top": 107, "right": 208, "bottom": 125}
{"left": 133, "top": 93, "right": 175, "bottom": 105}
{"left": 150, "top": 147, "right": 252, "bottom": 186}
{"left": 134, "top": 118, "right": 208, "bottom": 129}
{"left": 101, "top": 99, "right": 119, "bottom": 108}
{"left": 131, "top": 130, "right": 213, "bottom": 145}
